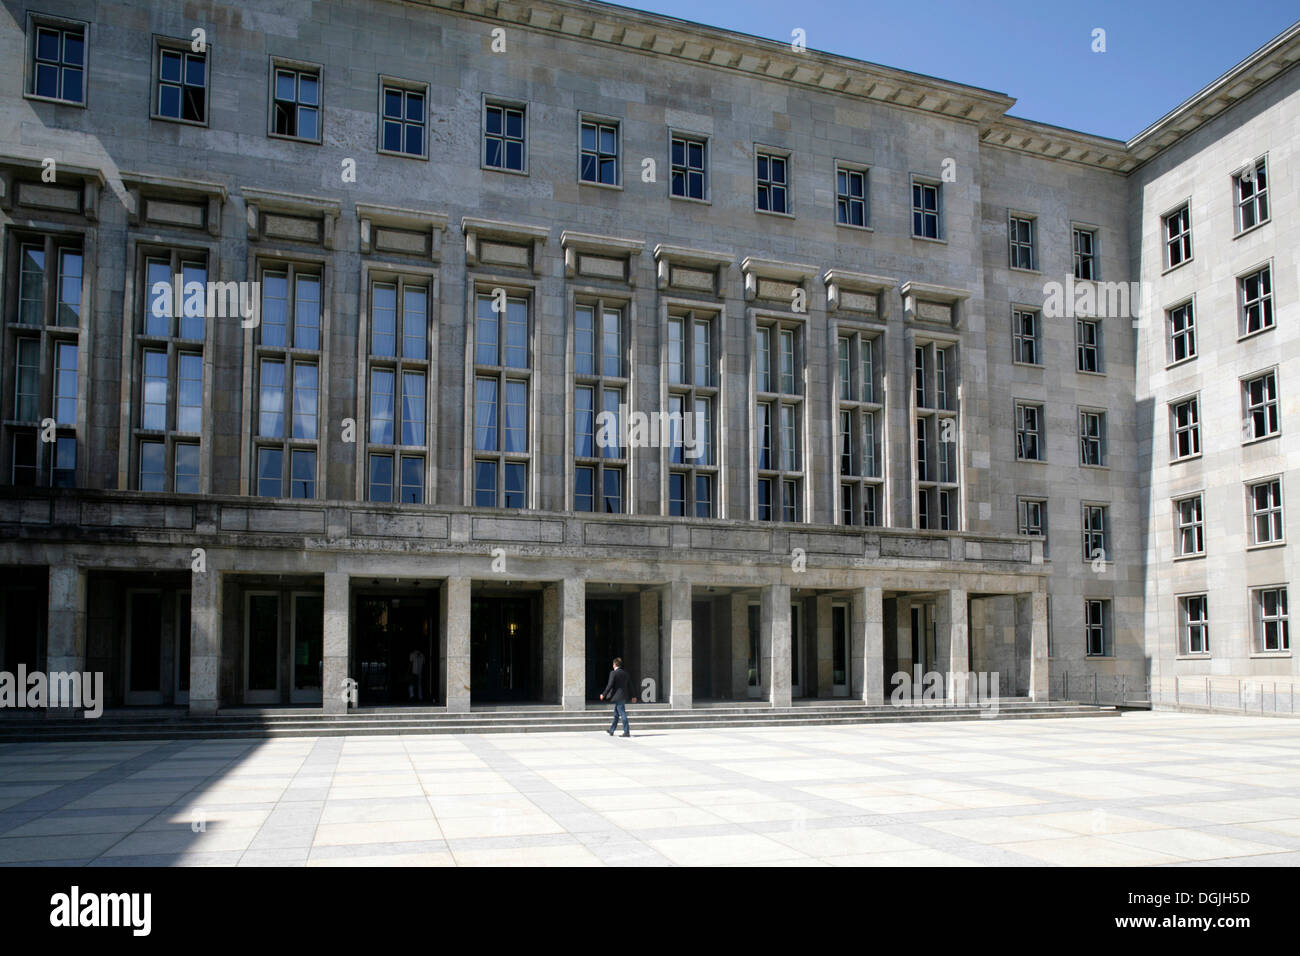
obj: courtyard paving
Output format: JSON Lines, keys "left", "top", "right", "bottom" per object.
{"left": 0, "top": 711, "right": 1298, "bottom": 866}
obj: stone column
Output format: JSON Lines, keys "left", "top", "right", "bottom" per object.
{"left": 815, "top": 594, "right": 833, "bottom": 697}
{"left": 637, "top": 589, "right": 660, "bottom": 703}
{"left": 762, "top": 583, "right": 791, "bottom": 708}
{"left": 666, "top": 579, "right": 692, "bottom": 709}
{"left": 1018, "top": 591, "right": 1049, "bottom": 701}
{"left": 321, "top": 572, "right": 349, "bottom": 714}
{"left": 941, "top": 587, "right": 970, "bottom": 703}
{"left": 853, "top": 586, "right": 884, "bottom": 705}
{"left": 559, "top": 577, "right": 585, "bottom": 711}
{"left": 730, "top": 592, "right": 749, "bottom": 699}
{"left": 442, "top": 576, "right": 471, "bottom": 712}
{"left": 188, "top": 567, "right": 221, "bottom": 715}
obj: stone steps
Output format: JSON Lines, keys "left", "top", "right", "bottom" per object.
{"left": 0, "top": 700, "right": 1118, "bottom": 743}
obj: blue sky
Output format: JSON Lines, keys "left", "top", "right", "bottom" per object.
{"left": 615, "top": 0, "right": 1299, "bottom": 140}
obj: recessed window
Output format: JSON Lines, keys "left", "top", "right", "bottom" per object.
{"left": 1015, "top": 402, "right": 1044, "bottom": 461}
{"left": 155, "top": 42, "right": 207, "bottom": 124}
{"left": 473, "top": 291, "right": 531, "bottom": 509}
{"left": 367, "top": 276, "right": 429, "bottom": 504}
{"left": 579, "top": 117, "right": 618, "bottom": 186}
{"left": 670, "top": 133, "right": 707, "bottom": 200}
{"left": 30, "top": 20, "right": 85, "bottom": 104}
{"left": 1081, "top": 503, "right": 1109, "bottom": 564}
{"left": 912, "top": 179, "right": 941, "bottom": 239}
{"left": 1175, "top": 495, "right": 1204, "bottom": 557}
{"left": 1008, "top": 215, "right": 1035, "bottom": 270}
{"left": 1234, "top": 159, "right": 1269, "bottom": 232}
{"left": 1079, "top": 409, "right": 1107, "bottom": 467}
{"left": 1076, "top": 319, "right": 1102, "bottom": 373}
{"left": 1012, "top": 309, "right": 1040, "bottom": 365}
{"left": 1248, "top": 478, "right": 1283, "bottom": 546}
{"left": 379, "top": 81, "right": 426, "bottom": 158}
{"left": 272, "top": 64, "right": 320, "bottom": 141}
{"left": 667, "top": 309, "right": 719, "bottom": 518}
{"left": 1168, "top": 301, "right": 1196, "bottom": 363}
{"left": 1085, "top": 599, "right": 1111, "bottom": 657}
{"left": 1170, "top": 396, "right": 1200, "bottom": 461}
{"left": 484, "top": 101, "right": 526, "bottom": 172}
{"left": 1252, "top": 587, "right": 1289, "bottom": 653}
{"left": 1243, "top": 371, "right": 1279, "bottom": 442}
{"left": 756, "top": 150, "right": 789, "bottom": 214}
{"left": 835, "top": 165, "right": 868, "bottom": 227}
{"left": 1163, "top": 203, "right": 1191, "bottom": 268}
{"left": 1179, "top": 595, "right": 1209, "bottom": 655}
{"left": 1018, "top": 497, "right": 1047, "bottom": 547}
{"left": 1239, "top": 265, "right": 1274, "bottom": 337}
{"left": 1073, "top": 228, "right": 1097, "bottom": 280}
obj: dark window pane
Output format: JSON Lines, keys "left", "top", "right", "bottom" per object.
{"left": 63, "top": 33, "right": 84, "bottom": 66}
{"left": 405, "top": 124, "right": 423, "bottom": 156}
{"left": 384, "top": 89, "right": 403, "bottom": 118}
{"left": 37, "top": 29, "right": 60, "bottom": 62}
{"left": 299, "top": 107, "right": 317, "bottom": 140}
{"left": 161, "top": 50, "right": 182, "bottom": 83}
{"left": 159, "top": 84, "right": 180, "bottom": 117}
{"left": 36, "top": 63, "right": 59, "bottom": 98}
{"left": 185, "top": 55, "right": 205, "bottom": 87}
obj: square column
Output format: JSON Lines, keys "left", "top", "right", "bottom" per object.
{"left": 940, "top": 587, "right": 970, "bottom": 703}
{"left": 730, "top": 592, "right": 749, "bottom": 699}
{"left": 762, "top": 583, "right": 791, "bottom": 708}
{"left": 666, "top": 579, "right": 692, "bottom": 709}
{"left": 559, "top": 578, "right": 585, "bottom": 711}
{"left": 188, "top": 567, "right": 221, "bottom": 715}
{"left": 321, "top": 572, "right": 350, "bottom": 714}
{"left": 637, "top": 589, "right": 660, "bottom": 703}
{"left": 1017, "top": 591, "right": 1049, "bottom": 701}
{"left": 853, "top": 586, "right": 884, "bottom": 705}
{"left": 47, "top": 565, "right": 87, "bottom": 676}
{"left": 441, "top": 576, "right": 471, "bottom": 712}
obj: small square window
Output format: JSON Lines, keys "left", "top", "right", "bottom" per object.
{"left": 30, "top": 20, "right": 85, "bottom": 104}
{"left": 1170, "top": 396, "right": 1200, "bottom": 461}
{"left": 1008, "top": 215, "right": 1035, "bottom": 270}
{"left": 1012, "top": 309, "right": 1040, "bottom": 365}
{"left": 1243, "top": 371, "right": 1280, "bottom": 442}
{"left": 1238, "top": 265, "right": 1274, "bottom": 337}
{"left": 485, "top": 101, "right": 526, "bottom": 172}
{"left": 1073, "top": 228, "right": 1097, "bottom": 280}
{"left": 670, "top": 133, "right": 707, "bottom": 200}
{"left": 1076, "top": 319, "right": 1102, "bottom": 373}
{"left": 1248, "top": 478, "right": 1284, "bottom": 546}
{"left": 379, "top": 80, "right": 427, "bottom": 158}
{"left": 1252, "top": 587, "right": 1289, "bottom": 653}
{"left": 1174, "top": 495, "right": 1204, "bottom": 557}
{"left": 272, "top": 63, "right": 320, "bottom": 141}
{"left": 579, "top": 117, "right": 618, "bottom": 186}
{"left": 155, "top": 41, "right": 207, "bottom": 124}
{"left": 1168, "top": 300, "right": 1196, "bottom": 364}
{"left": 1234, "top": 159, "right": 1269, "bottom": 233}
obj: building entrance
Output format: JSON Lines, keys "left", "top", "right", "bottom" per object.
{"left": 353, "top": 594, "right": 435, "bottom": 705}
{"left": 470, "top": 596, "right": 537, "bottom": 703}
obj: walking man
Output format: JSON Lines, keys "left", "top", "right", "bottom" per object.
{"left": 600, "top": 657, "right": 632, "bottom": 737}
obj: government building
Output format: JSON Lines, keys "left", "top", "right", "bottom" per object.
{"left": 0, "top": 0, "right": 1296, "bottom": 717}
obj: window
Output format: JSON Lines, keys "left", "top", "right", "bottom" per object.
{"left": 1073, "top": 228, "right": 1097, "bottom": 280}
{"left": 1175, "top": 495, "right": 1205, "bottom": 557}
{"left": 667, "top": 310, "right": 719, "bottom": 518}
{"left": 912, "top": 179, "right": 941, "bottom": 239}
{"left": 914, "top": 341, "right": 958, "bottom": 529}
{"left": 1248, "top": 478, "right": 1283, "bottom": 546}
{"left": 1008, "top": 215, "right": 1035, "bottom": 270}
{"left": 29, "top": 20, "right": 84, "bottom": 104}
{"left": 1239, "top": 265, "right": 1274, "bottom": 337}
{"left": 837, "top": 329, "right": 885, "bottom": 526}
{"left": 835, "top": 164, "right": 868, "bottom": 227}
{"left": 1163, "top": 203, "right": 1191, "bottom": 268}
{"left": 379, "top": 80, "right": 425, "bottom": 158}
{"left": 574, "top": 299, "right": 628, "bottom": 513}
{"left": 1084, "top": 599, "right": 1111, "bottom": 657}
{"left": 1012, "top": 309, "right": 1040, "bottom": 365}
{"left": 1235, "top": 159, "right": 1269, "bottom": 232}
{"left": 272, "top": 63, "right": 320, "bottom": 141}
{"left": 1079, "top": 410, "right": 1107, "bottom": 467}
{"left": 132, "top": 250, "right": 207, "bottom": 492}
{"left": 1076, "top": 319, "right": 1102, "bottom": 373}
{"left": 1243, "top": 371, "right": 1279, "bottom": 442}
{"left": 474, "top": 291, "right": 530, "bottom": 508}
{"left": 1168, "top": 301, "right": 1196, "bottom": 363}
{"left": 670, "top": 133, "right": 707, "bottom": 200}
{"left": 1170, "top": 396, "right": 1200, "bottom": 461}
{"left": 1252, "top": 587, "right": 1290, "bottom": 653}
{"left": 253, "top": 263, "right": 321, "bottom": 498}
{"left": 756, "top": 150, "right": 789, "bottom": 214}
{"left": 484, "top": 101, "right": 526, "bottom": 172}
{"left": 756, "top": 321, "right": 803, "bottom": 522}
{"left": 1081, "top": 504, "right": 1109, "bottom": 564}
{"left": 1015, "top": 402, "right": 1044, "bottom": 461}
{"left": 1018, "top": 497, "right": 1047, "bottom": 547}
{"left": 1175, "top": 595, "right": 1209, "bottom": 656}
{"left": 579, "top": 117, "right": 618, "bottom": 186}
{"left": 155, "top": 41, "right": 207, "bottom": 124}
{"left": 367, "top": 275, "right": 430, "bottom": 503}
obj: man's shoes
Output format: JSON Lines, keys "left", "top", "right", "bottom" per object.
{"left": 621, "top": 733, "right": 630, "bottom": 737}
{"left": 606, "top": 729, "right": 614, "bottom": 735}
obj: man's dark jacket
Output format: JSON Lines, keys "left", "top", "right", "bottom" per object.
{"left": 602, "top": 667, "right": 631, "bottom": 703}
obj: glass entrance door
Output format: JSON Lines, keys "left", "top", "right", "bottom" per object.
{"left": 354, "top": 595, "right": 432, "bottom": 705}
{"left": 470, "top": 596, "right": 535, "bottom": 702}
{"left": 585, "top": 599, "right": 624, "bottom": 701}
{"left": 245, "top": 592, "right": 281, "bottom": 705}
{"left": 290, "top": 592, "right": 323, "bottom": 704}
{"left": 832, "top": 603, "right": 849, "bottom": 696}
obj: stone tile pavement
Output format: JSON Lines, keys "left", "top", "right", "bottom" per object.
{"left": 1, "top": 712, "right": 1299, "bottom": 866}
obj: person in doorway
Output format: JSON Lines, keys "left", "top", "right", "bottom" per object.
{"left": 600, "top": 657, "right": 633, "bottom": 737}
{"left": 408, "top": 647, "right": 425, "bottom": 702}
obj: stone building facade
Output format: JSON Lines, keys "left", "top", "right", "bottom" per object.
{"left": 0, "top": 0, "right": 1293, "bottom": 715}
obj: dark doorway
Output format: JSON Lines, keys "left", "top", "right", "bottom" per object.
{"left": 1, "top": 574, "right": 45, "bottom": 674}
{"left": 353, "top": 594, "right": 435, "bottom": 705}
{"left": 691, "top": 600, "right": 712, "bottom": 698}
{"left": 471, "top": 596, "right": 537, "bottom": 702}
{"left": 585, "top": 598, "right": 625, "bottom": 700}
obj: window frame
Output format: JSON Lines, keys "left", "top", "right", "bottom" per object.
{"left": 1007, "top": 213, "right": 1036, "bottom": 272}
{"left": 1075, "top": 318, "right": 1104, "bottom": 374}
{"left": 1072, "top": 225, "right": 1099, "bottom": 280}
{"left": 470, "top": 284, "right": 534, "bottom": 510}
{"left": 754, "top": 145, "right": 793, "bottom": 217}
{"left": 1084, "top": 598, "right": 1112, "bottom": 658}
{"left": 577, "top": 112, "right": 621, "bottom": 189}
{"left": 1241, "top": 368, "right": 1280, "bottom": 444}
{"left": 1162, "top": 201, "right": 1192, "bottom": 271}
{"left": 668, "top": 129, "right": 710, "bottom": 203}
{"left": 1078, "top": 408, "right": 1108, "bottom": 468}
{"left": 482, "top": 96, "right": 528, "bottom": 175}
{"left": 24, "top": 13, "right": 88, "bottom": 108}
{"left": 1251, "top": 586, "right": 1290, "bottom": 655}
{"left": 1177, "top": 593, "right": 1210, "bottom": 657}
{"left": 1246, "top": 476, "right": 1284, "bottom": 548}
{"left": 1233, "top": 156, "right": 1269, "bottom": 236}
{"left": 1237, "top": 262, "right": 1275, "bottom": 340}
{"left": 834, "top": 161, "right": 870, "bottom": 230}
{"left": 377, "top": 75, "right": 429, "bottom": 161}
{"left": 1011, "top": 307, "right": 1041, "bottom": 366}
{"left": 1169, "top": 393, "right": 1201, "bottom": 462}
{"left": 754, "top": 314, "right": 806, "bottom": 523}
{"left": 1166, "top": 298, "right": 1197, "bottom": 367}
{"left": 665, "top": 305, "right": 721, "bottom": 519}
{"left": 835, "top": 325, "right": 886, "bottom": 527}
{"left": 1014, "top": 401, "right": 1045, "bottom": 462}
{"left": 1080, "top": 502, "right": 1110, "bottom": 565}
{"left": 910, "top": 176, "right": 943, "bottom": 241}
{"left": 151, "top": 35, "right": 209, "bottom": 127}
{"left": 1173, "top": 493, "right": 1205, "bottom": 559}
{"left": 268, "top": 56, "right": 323, "bottom": 145}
